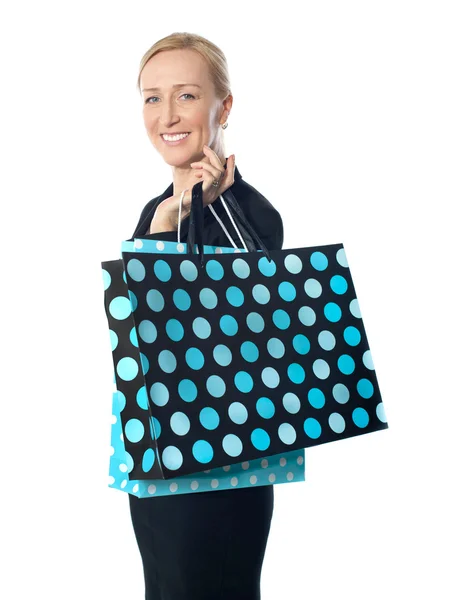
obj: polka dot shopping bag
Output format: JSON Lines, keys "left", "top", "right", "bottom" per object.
{"left": 101, "top": 181, "right": 388, "bottom": 498}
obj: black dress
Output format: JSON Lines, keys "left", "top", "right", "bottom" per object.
{"left": 127, "top": 161, "right": 284, "bottom": 600}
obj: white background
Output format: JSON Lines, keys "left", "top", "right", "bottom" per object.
{"left": 1, "top": 1, "right": 453, "bottom": 599}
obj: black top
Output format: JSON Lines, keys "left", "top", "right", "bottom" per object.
{"left": 127, "top": 160, "right": 284, "bottom": 252}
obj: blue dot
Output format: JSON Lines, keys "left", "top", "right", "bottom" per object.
{"left": 110, "top": 329, "right": 118, "bottom": 351}
{"left": 336, "top": 248, "right": 348, "bottom": 267}
{"left": 246, "top": 312, "right": 265, "bottom": 333}
{"left": 308, "top": 388, "right": 325, "bottom": 409}
{"left": 149, "top": 416, "right": 161, "bottom": 440}
{"left": 344, "top": 326, "right": 361, "bottom": 346}
{"left": 146, "top": 289, "right": 165, "bottom": 312}
{"left": 283, "top": 392, "right": 301, "bottom": 414}
{"left": 220, "top": 315, "right": 238, "bottom": 336}
{"left": 278, "top": 281, "right": 297, "bottom": 302}
{"left": 180, "top": 260, "right": 198, "bottom": 282}
{"left": 287, "top": 363, "right": 305, "bottom": 384}
{"left": 235, "top": 371, "right": 254, "bottom": 393}
{"left": 273, "top": 309, "right": 291, "bottom": 329}
{"left": 206, "top": 375, "right": 226, "bottom": 397}
{"left": 123, "top": 451, "right": 134, "bottom": 473}
{"left": 199, "top": 407, "right": 220, "bottom": 430}
{"left": 293, "top": 334, "right": 310, "bottom": 355}
{"left": 241, "top": 341, "right": 259, "bottom": 362}
{"left": 304, "top": 418, "right": 322, "bottom": 439}
{"left": 284, "top": 254, "right": 303, "bottom": 274}
{"left": 125, "top": 418, "right": 145, "bottom": 443}
{"left": 262, "top": 367, "right": 280, "bottom": 388}
{"left": 206, "top": 259, "right": 224, "bottom": 280}
{"left": 232, "top": 258, "right": 250, "bottom": 278}
{"left": 278, "top": 423, "right": 297, "bottom": 445}
{"left": 228, "top": 402, "right": 248, "bottom": 424}
{"left": 158, "top": 350, "right": 177, "bottom": 373}
{"left": 313, "top": 359, "right": 330, "bottom": 379}
{"left": 129, "top": 327, "right": 138, "bottom": 347}
{"left": 333, "top": 383, "right": 350, "bottom": 404}
{"left": 258, "top": 257, "right": 277, "bottom": 276}
{"left": 136, "top": 386, "right": 148, "bottom": 410}
{"left": 166, "top": 319, "right": 184, "bottom": 342}
{"left": 222, "top": 434, "right": 243, "bottom": 457}
{"left": 338, "top": 354, "right": 355, "bottom": 375}
{"left": 357, "top": 378, "right": 374, "bottom": 398}
{"left": 298, "top": 306, "right": 316, "bottom": 326}
{"left": 186, "top": 347, "right": 205, "bottom": 370}
{"left": 267, "top": 338, "right": 285, "bottom": 359}
{"left": 170, "top": 412, "right": 190, "bottom": 436}
{"left": 102, "top": 269, "right": 111, "bottom": 290}
{"left": 252, "top": 284, "right": 270, "bottom": 304}
{"left": 251, "top": 429, "right": 271, "bottom": 451}
{"left": 193, "top": 317, "right": 211, "bottom": 339}
{"left": 154, "top": 259, "right": 171, "bottom": 282}
{"left": 128, "top": 290, "right": 138, "bottom": 311}
{"left": 329, "top": 413, "right": 346, "bottom": 433}
{"left": 139, "top": 320, "right": 157, "bottom": 343}
{"left": 114, "top": 390, "right": 126, "bottom": 412}
{"left": 150, "top": 382, "right": 169, "bottom": 406}
{"left": 363, "top": 350, "right": 374, "bottom": 370}
{"left": 256, "top": 397, "right": 275, "bottom": 419}
{"left": 140, "top": 352, "right": 149, "bottom": 376}
{"left": 173, "top": 289, "right": 191, "bottom": 311}
{"left": 331, "top": 274, "right": 348, "bottom": 294}
{"left": 162, "top": 446, "right": 183, "bottom": 470}
{"left": 127, "top": 258, "right": 146, "bottom": 282}
{"left": 178, "top": 379, "right": 197, "bottom": 402}
{"left": 304, "top": 278, "right": 322, "bottom": 298}
{"left": 199, "top": 288, "right": 218, "bottom": 309}
{"left": 324, "top": 302, "right": 342, "bottom": 322}
{"left": 310, "top": 251, "right": 328, "bottom": 271}
{"left": 349, "top": 299, "right": 361, "bottom": 318}
{"left": 192, "top": 440, "right": 214, "bottom": 464}
{"left": 117, "top": 357, "right": 139, "bottom": 381}
{"left": 226, "top": 286, "right": 244, "bottom": 307}
{"left": 142, "top": 448, "right": 155, "bottom": 472}
{"left": 352, "top": 407, "right": 369, "bottom": 428}
{"left": 318, "top": 330, "right": 336, "bottom": 350}
{"left": 376, "top": 402, "right": 387, "bottom": 423}
{"left": 109, "top": 296, "right": 132, "bottom": 320}
{"left": 213, "top": 344, "right": 232, "bottom": 366}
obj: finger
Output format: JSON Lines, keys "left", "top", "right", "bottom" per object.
{"left": 190, "top": 161, "right": 223, "bottom": 181}
{"left": 202, "top": 144, "right": 224, "bottom": 169}
{"left": 219, "top": 154, "right": 235, "bottom": 191}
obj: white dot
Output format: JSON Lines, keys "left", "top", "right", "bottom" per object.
{"left": 231, "top": 477, "right": 239, "bottom": 486}
{"left": 110, "top": 445, "right": 115, "bottom": 456}
{"left": 279, "top": 457, "right": 287, "bottom": 467}
{"left": 190, "top": 481, "right": 199, "bottom": 490}
{"left": 203, "top": 469, "right": 211, "bottom": 474}
{"left": 261, "top": 459, "right": 268, "bottom": 469}
{"left": 287, "top": 472, "right": 294, "bottom": 481}
{"left": 211, "top": 479, "right": 219, "bottom": 488}
{"left": 120, "top": 433, "right": 124, "bottom": 442}
{"left": 215, "top": 247, "right": 223, "bottom": 253}
{"left": 132, "top": 484, "right": 139, "bottom": 493}
{"left": 148, "top": 484, "right": 157, "bottom": 495}
{"left": 250, "top": 475, "right": 257, "bottom": 485}
{"left": 170, "top": 483, "right": 178, "bottom": 492}
{"left": 156, "top": 241, "right": 165, "bottom": 251}
{"left": 108, "top": 475, "right": 115, "bottom": 485}
{"left": 297, "top": 455, "right": 304, "bottom": 465}
{"left": 119, "top": 463, "right": 128, "bottom": 473}
{"left": 234, "top": 248, "right": 242, "bottom": 253}
{"left": 222, "top": 465, "right": 231, "bottom": 472}
{"left": 134, "top": 239, "right": 144, "bottom": 249}
{"left": 268, "top": 473, "right": 276, "bottom": 483}
{"left": 120, "top": 479, "right": 127, "bottom": 489}
{"left": 177, "top": 243, "right": 184, "bottom": 253}
{"left": 111, "top": 414, "right": 117, "bottom": 424}
{"left": 242, "top": 461, "right": 250, "bottom": 470}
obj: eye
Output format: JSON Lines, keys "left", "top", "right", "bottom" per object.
{"left": 145, "top": 93, "right": 196, "bottom": 104}
{"left": 180, "top": 93, "right": 195, "bottom": 100}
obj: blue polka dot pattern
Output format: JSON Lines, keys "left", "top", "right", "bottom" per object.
{"left": 101, "top": 239, "right": 386, "bottom": 494}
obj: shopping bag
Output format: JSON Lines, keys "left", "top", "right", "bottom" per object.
{"left": 101, "top": 181, "right": 388, "bottom": 483}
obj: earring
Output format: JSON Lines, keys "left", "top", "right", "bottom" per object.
{"left": 221, "top": 120, "right": 229, "bottom": 129}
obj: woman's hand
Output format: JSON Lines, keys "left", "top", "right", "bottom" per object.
{"left": 151, "top": 147, "right": 235, "bottom": 232}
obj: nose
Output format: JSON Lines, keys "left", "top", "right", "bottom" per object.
{"left": 159, "top": 97, "right": 181, "bottom": 127}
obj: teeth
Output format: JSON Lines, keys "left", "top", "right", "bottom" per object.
{"left": 162, "top": 132, "right": 189, "bottom": 141}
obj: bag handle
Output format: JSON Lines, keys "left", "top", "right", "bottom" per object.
{"left": 181, "top": 180, "right": 272, "bottom": 268}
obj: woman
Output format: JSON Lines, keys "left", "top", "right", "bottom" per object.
{"left": 127, "top": 32, "right": 286, "bottom": 600}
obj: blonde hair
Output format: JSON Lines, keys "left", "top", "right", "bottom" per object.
{"left": 136, "top": 32, "right": 231, "bottom": 103}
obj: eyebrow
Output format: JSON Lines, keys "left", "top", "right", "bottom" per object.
{"left": 141, "top": 83, "right": 202, "bottom": 92}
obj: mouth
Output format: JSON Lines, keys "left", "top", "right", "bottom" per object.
{"left": 160, "top": 132, "right": 191, "bottom": 145}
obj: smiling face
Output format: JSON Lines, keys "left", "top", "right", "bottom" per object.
{"left": 140, "top": 49, "right": 231, "bottom": 167}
